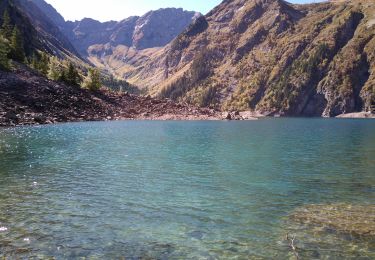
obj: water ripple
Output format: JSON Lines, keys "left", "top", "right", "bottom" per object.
{"left": 0, "top": 120, "right": 374, "bottom": 258}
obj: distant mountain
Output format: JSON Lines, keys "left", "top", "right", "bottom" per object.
{"left": 27, "top": 0, "right": 201, "bottom": 87}
{"left": 63, "top": 8, "right": 200, "bottom": 57}
{"left": 121, "top": 0, "right": 375, "bottom": 117}
{"left": 28, "top": 0, "right": 201, "bottom": 57}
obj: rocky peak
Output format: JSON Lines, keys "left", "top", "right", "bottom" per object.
{"left": 132, "top": 8, "right": 201, "bottom": 49}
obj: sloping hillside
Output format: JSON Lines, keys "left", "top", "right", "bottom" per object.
{"left": 125, "top": 0, "right": 375, "bottom": 117}
{"left": 3, "top": 0, "right": 82, "bottom": 59}
{"left": 0, "top": 65, "right": 220, "bottom": 127}
{"left": 0, "top": 0, "right": 43, "bottom": 57}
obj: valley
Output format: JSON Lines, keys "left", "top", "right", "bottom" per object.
{"left": 0, "top": 0, "right": 374, "bottom": 127}
{"left": 0, "top": 1, "right": 374, "bottom": 258}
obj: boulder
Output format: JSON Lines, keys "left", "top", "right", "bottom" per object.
{"left": 222, "top": 112, "right": 232, "bottom": 120}
{"left": 34, "top": 115, "right": 47, "bottom": 124}
{"left": 5, "top": 111, "right": 18, "bottom": 121}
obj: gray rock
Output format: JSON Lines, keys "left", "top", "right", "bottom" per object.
{"left": 34, "top": 115, "right": 47, "bottom": 124}
{"left": 5, "top": 111, "right": 18, "bottom": 121}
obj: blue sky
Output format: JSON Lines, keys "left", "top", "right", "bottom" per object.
{"left": 45, "top": 0, "right": 326, "bottom": 22}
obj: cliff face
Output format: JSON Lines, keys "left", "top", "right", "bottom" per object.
{"left": 126, "top": 0, "right": 374, "bottom": 117}
{"left": 132, "top": 9, "right": 201, "bottom": 50}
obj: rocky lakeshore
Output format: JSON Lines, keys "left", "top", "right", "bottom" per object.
{"left": 0, "top": 67, "right": 224, "bottom": 127}
{"left": 336, "top": 112, "right": 375, "bottom": 119}
{"left": 1, "top": 67, "right": 372, "bottom": 127}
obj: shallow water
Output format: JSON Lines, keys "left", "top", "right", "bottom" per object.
{"left": 0, "top": 119, "right": 374, "bottom": 259}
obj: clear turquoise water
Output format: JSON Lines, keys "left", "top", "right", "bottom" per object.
{"left": 0, "top": 119, "right": 374, "bottom": 259}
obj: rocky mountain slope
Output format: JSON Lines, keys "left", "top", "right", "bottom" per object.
{"left": 6, "top": 0, "right": 81, "bottom": 59}
{"left": 124, "top": 0, "right": 375, "bottom": 117}
{"left": 0, "top": 65, "right": 220, "bottom": 127}
{"left": 27, "top": 0, "right": 66, "bottom": 29}
{"left": 2, "top": 0, "right": 374, "bottom": 118}
{"left": 0, "top": 0, "right": 219, "bottom": 127}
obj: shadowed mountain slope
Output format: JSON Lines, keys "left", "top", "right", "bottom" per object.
{"left": 5, "top": 0, "right": 82, "bottom": 59}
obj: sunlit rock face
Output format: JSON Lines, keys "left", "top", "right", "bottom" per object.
{"left": 122, "top": 0, "right": 374, "bottom": 116}
{"left": 131, "top": 8, "right": 201, "bottom": 50}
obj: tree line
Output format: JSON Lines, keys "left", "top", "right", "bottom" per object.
{"left": 0, "top": 10, "right": 25, "bottom": 69}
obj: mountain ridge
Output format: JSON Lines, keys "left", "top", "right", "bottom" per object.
{"left": 116, "top": 0, "right": 375, "bottom": 117}
{"left": 29, "top": 0, "right": 201, "bottom": 56}
{"left": 2, "top": 0, "right": 374, "bottom": 119}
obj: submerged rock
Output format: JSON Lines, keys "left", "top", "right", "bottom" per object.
{"left": 290, "top": 204, "right": 375, "bottom": 237}
{"left": 188, "top": 230, "right": 205, "bottom": 240}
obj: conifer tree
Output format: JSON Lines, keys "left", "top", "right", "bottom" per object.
{"left": 39, "top": 52, "right": 49, "bottom": 76}
{"left": 30, "top": 52, "right": 38, "bottom": 70}
{"left": 10, "top": 26, "right": 25, "bottom": 62}
{"left": 59, "top": 70, "right": 66, "bottom": 83}
{"left": 0, "top": 10, "right": 13, "bottom": 40}
{"left": 0, "top": 35, "right": 10, "bottom": 70}
{"left": 30, "top": 52, "right": 49, "bottom": 75}
{"left": 84, "top": 68, "right": 102, "bottom": 91}
{"left": 61, "top": 62, "right": 81, "bottom": 87}
{"left": 48, "top": 56, "right": 62, "bottom": 81}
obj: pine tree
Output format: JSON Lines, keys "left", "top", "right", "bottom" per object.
{"left": 0, "top": 35, "right": 10, "bottom": 70}
{"left": 0, "top": 10, "right": 13, "bottom": 40}
{"left": 30, "top": 52, "right": 49, "bottom": 75}
{"left": 58, "top": 70, "right": 66, "bottom": 83}
{"left": 10, "top": 26, "right": 25, "bottom": 62}
{"left": 48, "top": 56, "right": 62, "bottom": 81}
{"left": 38, "top": 52, "right": 49, "bottom": 76}
{"left": 84, "top": 68, "right": 102, "bottom": 91}
{"left": 30, "top": 52, "right": 38, "bottom": 70}
{"left": 61, "top": 62, "right": 81, "bottom": 87}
